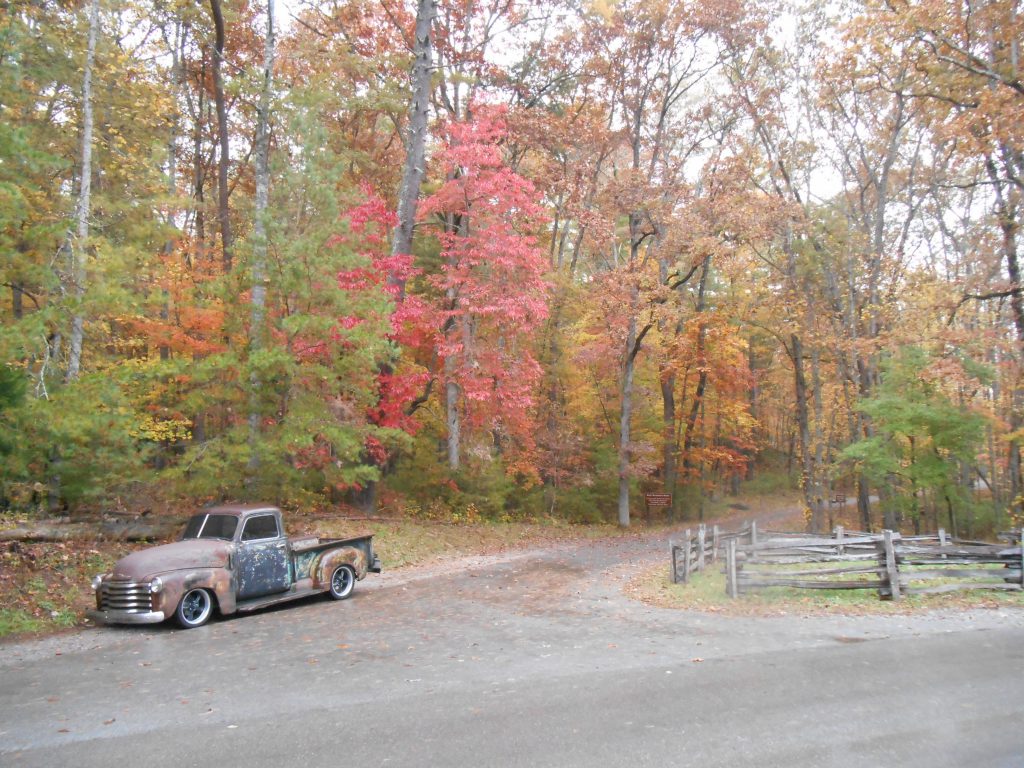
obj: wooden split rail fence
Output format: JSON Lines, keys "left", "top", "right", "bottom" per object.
{"left": 669, "top": 524, "right": 720, "bottom": 584}
{"left": 670, "top": 521, "right": 767, "bottom": 584}
{"left": 672, "top": 524, "right": 1023, "bottom": 601}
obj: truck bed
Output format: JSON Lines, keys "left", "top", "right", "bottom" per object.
{"left": 290, "top": 534, "right": 380, "bottom": 581}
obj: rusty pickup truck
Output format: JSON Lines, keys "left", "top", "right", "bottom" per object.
{"left": 89, "top": 504, "right": 381, "bottom": 629}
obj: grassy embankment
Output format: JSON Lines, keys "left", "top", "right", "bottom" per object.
{"left": 629, "top": 555, "right": 1024, "bottom": 616}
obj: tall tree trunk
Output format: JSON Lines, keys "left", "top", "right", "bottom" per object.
{"left": 616, "top": 197, "right": 652, "bottom": 529}
{"left": 791, "top": 334, "right": 824, "bottom": 532}
{"left": 682, "top": 256, "right": 711, "bottom": 470}
{"left": 209, "top": 0, "right": 232, "bottom": 272}
{"left": 189, "top": 52, "right": 207, "bottom": 449}
{"left": 65, "top": 0, "right": 98, "bottom": 384}
{"left": 248, "top": 0, "right": 274, "bottom": 474}
{"left": 358, "top": 0, "right": 436, "bottom": 510}
{"left": 442, "top": 201, "right": 463, "bottom": 470}
{"left": 191, "top": 51, "right": 207, "bottom": 257}
{"left": 656, "top": 246, "right": 680, "bottom": 520}
{"left": 390, "top": 0, "right": 435, "bottom": 296}
{"left": 445, "top": 374, "right": 460, "bottom": 471}
{"left": 618, "top": 310, "right": 637, "bottom": 528}
{"left": 810, "top": 332, "right": 826, "bottom": 526}
{"left": 661, "top": 370, "right": 677, "bottom": 521}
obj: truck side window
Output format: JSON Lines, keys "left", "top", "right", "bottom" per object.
{"left": 241, "top": 514, "right": 279, "bottom": 541}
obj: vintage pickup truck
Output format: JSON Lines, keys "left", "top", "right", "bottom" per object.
{"left": 89, "top": 504, "right": 381, "bottom": 629}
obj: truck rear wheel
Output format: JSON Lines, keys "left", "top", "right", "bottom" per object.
{"left": 328, "top": 565, "right": 356, "bottom": 600}
{"left": 176, "top": 588, "right": 213, "bottom": 628}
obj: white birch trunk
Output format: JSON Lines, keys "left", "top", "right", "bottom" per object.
{"left": 446, "top": 372, "right": 460, "bottom": 471}
{"left": 65, "top": 0, "right": 99, "bottom": 383}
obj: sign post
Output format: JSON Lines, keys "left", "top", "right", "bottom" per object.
{"left": 644, "top": 493, "right": 672, "bottom": 522}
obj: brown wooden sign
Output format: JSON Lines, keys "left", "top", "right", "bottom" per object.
{"left": 645, "top": 493, "right": 672, "bottom": 508}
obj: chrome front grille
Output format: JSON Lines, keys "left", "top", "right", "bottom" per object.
{"left": 99, "top": 581, "right": 153, "bottom": 613}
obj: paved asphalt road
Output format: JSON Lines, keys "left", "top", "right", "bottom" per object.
{"left": 2, "top": 531, "right": 1023, "bottom": 767}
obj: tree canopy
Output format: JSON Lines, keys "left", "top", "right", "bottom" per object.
{"left": 0, "top": 0, "right": 1020, "bottom": 536}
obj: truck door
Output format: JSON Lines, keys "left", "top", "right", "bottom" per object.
{"left": 236, "top": 513, "right": 290, "bottom": 599}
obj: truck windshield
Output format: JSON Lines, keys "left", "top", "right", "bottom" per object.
{"left": 182, "top": 513, "right": 238, "bottom": 541}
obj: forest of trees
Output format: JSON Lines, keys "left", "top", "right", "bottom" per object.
{"left": 1, "top": 0, "right": 1022, "bottom": 535}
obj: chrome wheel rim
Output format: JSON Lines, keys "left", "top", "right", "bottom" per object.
{"left": 182, "top": 590, "right": 210, "bottom": 624}
{"left": 332, "top": 567, "right": 352, "bottom": 596}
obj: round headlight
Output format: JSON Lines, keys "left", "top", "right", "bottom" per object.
{"left": 149, "top": 577, "right": 164, "bottom": 594}
{"left": 91, "top": 575, "right": 104, "bottom": 591}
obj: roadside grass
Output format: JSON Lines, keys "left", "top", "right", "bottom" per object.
{"left": 0, "top": 541, "right": 129, "bottom": 641}
{"left": 0, "top": 608, "right": 47, "bottom": 635}
{"left": 628, "top": 560, "right": 1024, "bottom": 616}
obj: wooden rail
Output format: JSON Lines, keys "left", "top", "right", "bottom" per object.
{"left": 669, "top": 524, "right": 721, "bottom": 584}
{"left": 894, "top": 538, "right": 1023, "bottom": 596}
{"left": 723, "top": 527, "right": 1023, "bottom": 600}
{"left": 672, "top": 523, "right": 1024, "bottom": 601}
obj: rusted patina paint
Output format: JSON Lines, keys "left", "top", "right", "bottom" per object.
{"left": 316, "top": 546, "right": 368, "bottom": 588}
{"left": 156, "top": 567, "right": 236, "bottom": 617}
{"left": 111, "top": 539, "right": 230, "bottom": 580}
{"left": 293, "top": 548, "right": 319, "bottom": 581}
{"left": 236, "top": 541, "right": 290, "bottom": 599}
{"left": 92, "top": 506, "right": 379, "bottom": 626}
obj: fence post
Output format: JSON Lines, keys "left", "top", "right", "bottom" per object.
{"left": 670, "top": 540, "right": 678, "bottom": 584}
{"left": 835, "top": 525, "right": 845, "bottom": 556}
{"left": 1018, "top": 529, "right": 1024, "bottom": 588}
{"left": 682, "top": 529, "right": 692, "bottom": 584}
{"left": 726, "top": 538, "right": 738, "bottom": 598}
{"left": 712, "top": 525, "right": 720, "bottom": 563}
{"left": 882, "top": 529, "right": 901, "bottom": 601}
{"left": 697, "top": 524, "right": 706, "bottom": 572}
{"left": 750, "top": 520, "right": 758, "bottom": 546}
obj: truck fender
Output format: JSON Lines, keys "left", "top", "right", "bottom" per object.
{"left": 158, "top": 568, "right": 238, "bottom": 617}
{"left": 317, "top": 547, "right": 367, "bottom": 589}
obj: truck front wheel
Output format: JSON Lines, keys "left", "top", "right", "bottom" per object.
{"left": 328, "top": 565, "right": 356, "bottom": 600}
{"left": 176, "top": 588, "right": 213, "bottom": 628}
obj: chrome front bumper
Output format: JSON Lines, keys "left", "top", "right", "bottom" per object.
{"left": 88, "top": 609, "right": 166, "bottom": 625}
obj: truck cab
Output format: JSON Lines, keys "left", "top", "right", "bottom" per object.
{"left": 185, "top": 507, "right": 292, "bottom": 599}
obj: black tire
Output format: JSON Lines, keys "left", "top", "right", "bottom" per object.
{"left": 176, "top": 588, "right": 213, "bottom": 628}
{"left": 328, "top": 564, "right": 356, "bottom": 600}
